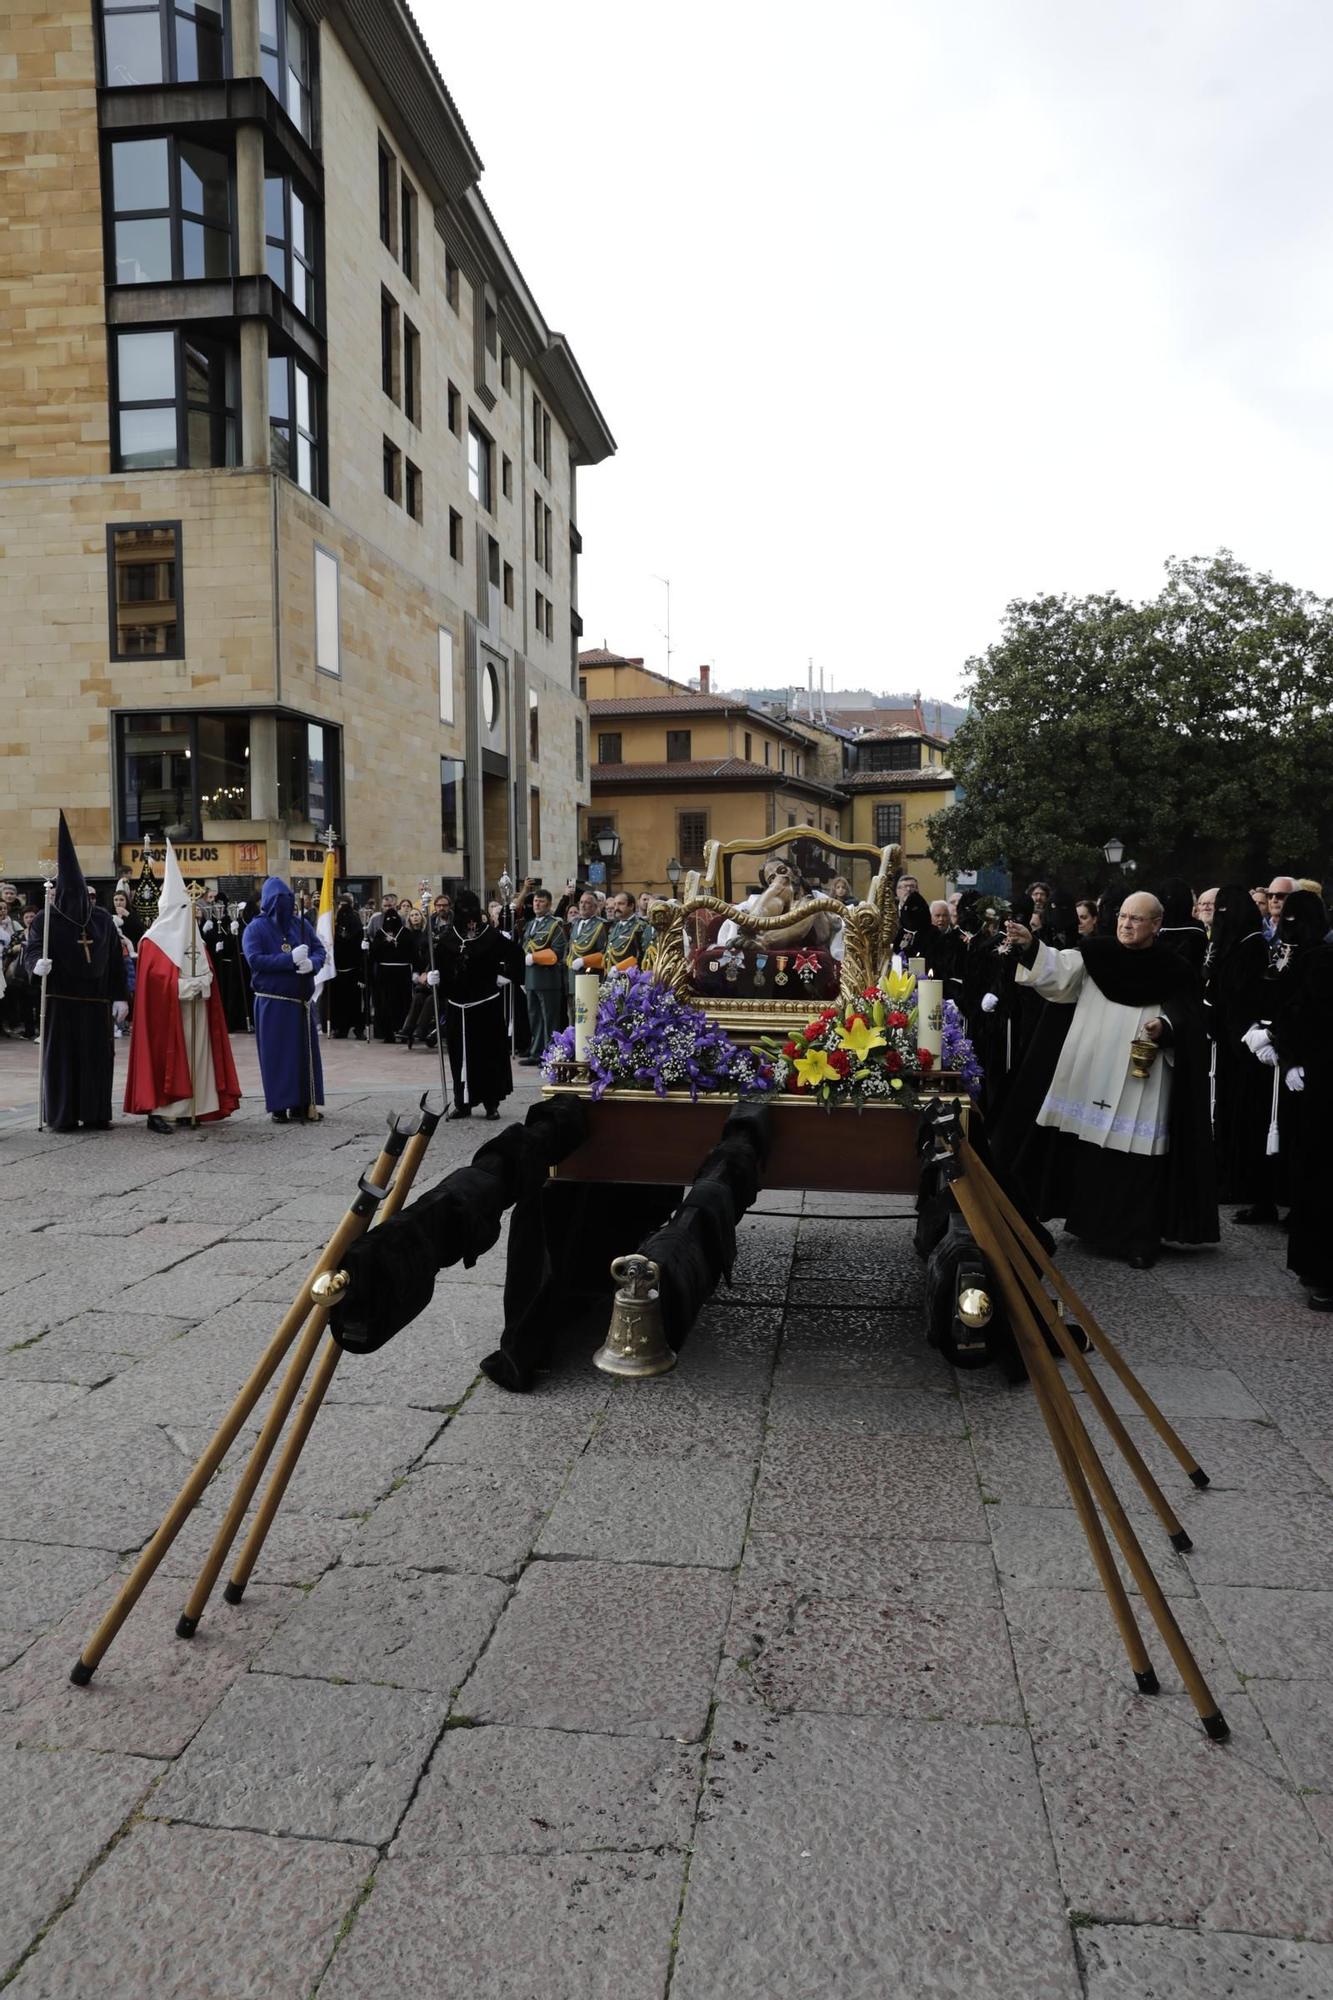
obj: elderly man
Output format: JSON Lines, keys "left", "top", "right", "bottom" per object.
{"left": 1266, "top": 877, "right": 1297, "bottom": 939}
{"left": 999, "top": 891, "right": 1217, "bottom": 1267}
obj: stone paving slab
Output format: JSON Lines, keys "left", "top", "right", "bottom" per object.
{"left": 988, "top": 1503, "right": 1198, "bottom": 1598}
{"left": 0, "top": 1540, "right": 119, "bottom": 1671}
{"left": 1, "top": 1309, "right": 198, "bottom": 1387}
{"left": 2, "top": 1820, "right": 370, "bottom": 2000}
{"left": 1179, "top": 1489, "right": 1333, "bottom": 1590}
{"left": 672, "top": 1706, "right": 1079, "bottom": 2000}
{"left": 393, "top": 1723, "right": 702, "bottom": 1856}
{"left": 253, "top": 1564, "right": 509, "bottom": 1693}
{"left": 423, "top": 1406, "right": 601, "bottom": 1469}
{"left": 151, "top": 1672, "right": 449, "bottom": 1842}
{"left": 316, "top": 1851, "right": 686, "bottom": 2000}
{"left": 459, "top": 1559, "right": 732, "bottom": 1739}
{"left": 1078, "top": 1925, "right": 1333, "bottom": 1998}
{"left": 1198, "top": 1585, "right": 1333, "bottom": 1679}
{"left": 0, "top": 1419, "right": 208, "bottom": 1551}
{"left": 345, "top": 1463, "right": 565, "bottom": 1575}
{"left": 536, "top": 1453, "right": 756, "bottom": 1567}
{"left": 753, "top": 1431, "right": 986, "bottom": 1541}
{"left": 0, "top": 1745, "right": 166, "bottom": 1979}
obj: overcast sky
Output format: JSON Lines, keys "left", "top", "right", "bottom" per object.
{"left": 415, "top": 0, "right": 1333, "bottom": 701}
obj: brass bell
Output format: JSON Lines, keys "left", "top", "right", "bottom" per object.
{"left": 593, "top": 1254, "right": 676, "bottom": 1378}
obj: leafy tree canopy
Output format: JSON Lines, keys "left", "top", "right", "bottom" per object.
{"left": 927, "top": 552, "right": 1333, "bottom": 891}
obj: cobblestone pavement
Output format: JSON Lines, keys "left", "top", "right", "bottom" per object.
{"left": 4, "top": 1075, "right": 1333, "bottom": 1997}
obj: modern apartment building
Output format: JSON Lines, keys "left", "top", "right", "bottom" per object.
{"left": 1, "top": 0, "right": 614, "bottom": 900}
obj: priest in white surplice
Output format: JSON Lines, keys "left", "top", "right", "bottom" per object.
{"left": 996, "top": 892, "right": 1218, "bottom": 1267}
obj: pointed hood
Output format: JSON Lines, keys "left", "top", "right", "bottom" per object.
{"left": 141, "top": 840, "right": 199, "bottom": 971}
{"left": 260, "top": 876, "right": 295, "bottom": 928}
{"left": 53, "top": 811, "right": 92, "bottom": 923}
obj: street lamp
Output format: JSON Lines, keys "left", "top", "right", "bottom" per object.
{"left": 594, "top": 826, "right": 621, "bottom": 866}
{"left": 665, "top": 855, "right": 682, "bottom": 891}
{"left": 1102, "top": 836, "right": 1125, "bottom": 867}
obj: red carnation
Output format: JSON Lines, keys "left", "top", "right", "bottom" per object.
{"left": 804, "top": 1021, "right": 823, "bottom": 1041}
{"left": 917, "top": 1047, "right": 935, "bottom": 1069}
{"left": 845, "top": 1013, "right": 866, "bottom": 1032}
{"left": 829, "top": 1048, "right": 851, "bottom": 1077}
{"left": 886, "top": 1010, "right": 910, "bottom": 1030}
{"left": 782, "top": 1041, "right": 798, "bottom": 1059}
{"left": 885, "top": 1050, "right": 903, "bottom": 1073}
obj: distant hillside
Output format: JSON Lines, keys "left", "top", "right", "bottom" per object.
{"left": 713, "top": 684, "right": 967, "bottom": 739}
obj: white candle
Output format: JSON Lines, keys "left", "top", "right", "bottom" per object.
{"left": 573, "top": 972, "right": 600, "bottom": 1065}
{"left": 916, "top": 976, "right": 943, "bottom": 1061}
{"left": 908, "top": 955, "right": 926, "bottom": 979}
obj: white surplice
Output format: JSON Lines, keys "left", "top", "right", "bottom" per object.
{"left": 1016, "top": 943, "right": 1174, "bottom": 1157}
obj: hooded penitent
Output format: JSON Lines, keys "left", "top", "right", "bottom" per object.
{"left": 23, "top": 812, "right": 127, "bottom": 1131}
{"left": 124, "top": 840, "right": 241, "bottom": 1121}
{"left": 242, "top": 874, "right": 327, "bottom": 1115}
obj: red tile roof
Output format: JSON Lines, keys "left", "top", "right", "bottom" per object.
{"left": 588, "top": 693, "right": 733, "bottom": 716}
{"left": 578, "top": 648, "right": 644, "bottom": 667}
{"left": 839, "top": 769, "right": 955, "bottom": 791}
{"left": 592, "top": 758, "right": 844, "bottom": 801}
{"left": 828, "top": 704, "right": 925, "bottom": 733}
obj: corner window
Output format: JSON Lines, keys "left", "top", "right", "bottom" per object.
{"left": 666, "top": 729, "right": 692, "bottom": 763}
{"left": 441, "top": 756, "right": 465, "bottom": 851}
{"left": 405, "top": 459, "right": 422, "bottom": 522}
{"left": 269, "top": 351, "right": 321, "bottom": 496}
{"left": 467, "top": 418, "right": 492, "bottom": 510}
{"left": 380, "top": 290, "right": 398, "bottom": 402}
{"left": 259, "top": 0, "right": 313, "bottom": 140}
{"left": 403, "top": 320, "right": 420, "bottom": 425}
{"left": 382, "top": 436, "right": 401, "bottom": 504}
{"left": 108, "top": 136, "right": 232, "bottom": 286}
{"left": 100, "top": 0, "right": 227, "bottom": 89}
{"left": 113, "top": 328, "right": 237, "bottom": 471}
{"left": 277, "top": 716, "right": 339, "bottom": 830}
{"left": 264, "top": 172, "right": 318, "bottom": 321}
{"left": 108, "top": 522, "right": 182, "bottom": 661}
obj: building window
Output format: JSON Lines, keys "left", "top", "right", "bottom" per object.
{"left": 528, "top": 690, "right": 540, "bottom": 764}
{"left": 532, "top": 391, "right": 551, "bottom": 475}
{"left": 544, "top": 505, "right": 553, "bottom": 573}
{"left": 440, "top": 755, "right": 465, "bottom": 851}
{"left": 500, "top": 348, "right": 512, "bottom": 394}
{"left": 502, "top": 561, "right": 514, "bottom": 609}
{"left": 677, "top": 811, "right": 707, "bottom": 867}
{"left": 197, "top": 713, "right": 251, "bottom": 822}
{"left": 533, "top": 493, "right": 543, "bottom": 568}
{"left": 597, "top": 731, "right": 621, "bottom": 763}
{"left": 438, "top": 627, "right": 454, "bottom": 724}
{"left": 382, "top": 436, "right": 401, "bottom": 504}
{"left": 501, "top": 453, "right": 512, "bottom": 500}
{"left": 787, "top": 812, "right": 796, "bottom": 828}
{"left": 405, "top": 459, "right": 422, "bottom": 522}
{"left": 264, "top": 172, "right": 317, "bottom": 320}
{"left": 107, "top": 522, "right": 182, "bottom": 661}
{"left": 403, "top": 319, "right": 420, "bottom": 425}
{"left": 108, "top": 136, "right": 232, "bottom": 286}
{"left": 448, "top": 508, "right": 463, "bottom": 562}
{"left": 575, "top": 718, "right": 584, "bottom": 781}
{"left": 277, "top": 716, "right": 339, "bottom": 830}
{"left": 447, "top": 382, "right": 460, "bottom": 437}
{"left": 400, "top": 178, "right": 417, "bottom": 284}
{"left": 259, "top": 0, "right": 312, "bottom": 140}
{"left": 100, "top": 0, "right": 227, "bottom": 89}
{"left": 467, "top": 418, "right": 492, "bottom": 509}
{"left": 486, "top": 536, "right": 500, "bottom": 591}
{"left": 534, "top": 589, "right": 545, "bottom": 634}
{"left": 314, "top": 545, "right": 339, "bottom": 676}
{"left": 380, "top": 289, "right": 398, "bottom": 401}
{"left": 764, "top": 740, "right": 771, "bottom": 766}
{"left": 117, "top": 712, "right": 194, "bottom": 839}
{"left": 780, "top": 748, "right": 788, "bottom": 773}
{"left": 545, "top": 597, "right": 554, "bottom": 641}
{"left": 744, "top": 730, "right": 752, "bottom": 761}
{"left": 377, "top": 141, "right": 395, "bottom": 252}
{"left": 529, "top": 787, "right": 541, "bottom": 859}
{"left": 268, "top": 352, "right": 321, "bottom": 495}
{"left": 874, "top": 802, "right": 904, "bottom": 846}
{"left": 863, "top": 739, "right": 922, "bottom": 772}
{"left": 666, "top": 729, "right": 692, "bottom": 763}
{"left": 578, "top": 676, "right": 587, "bottom": 699}
{"left": 444, "top": 250, "right": 460, "bottom": 312}
{"left": 113, "top": 328, "right": 238, "bottom": 471}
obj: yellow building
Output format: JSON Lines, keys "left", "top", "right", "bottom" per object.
{"left": 0, "top": 0, "right": 612, "bottom": 901}
{"left": 838, "top": 726, "right": 955, "bottom": 900}
{"left": 579, "top": 652, "right": 844, "bottom": 897}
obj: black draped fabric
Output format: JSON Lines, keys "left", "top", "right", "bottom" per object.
{"left": 439, "top": 918, "right": 524, "bottom": 1112}
{"left": 1000, "top": 935, "right": 1219, "bottom": 1253}
{"left": 328, "top": 905, "right": 365, "bottom": 1037}
{"left": 1207, "top": 929, "right": 1282, "bottom": 1205}
{"left": 369, "top": 914, "right": 413, "bottom": 1042}
{"left": 1273, "top": 942, "right": 1333, "bottom": 1291}
{"left": 1159, "top": 922, "right": 1208, "bottom": 975}
{"left": 23, "top": 815, "right": 127, "bottom": 1131}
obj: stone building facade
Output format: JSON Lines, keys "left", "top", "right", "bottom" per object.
{"left": 0, "top": 0, "right": 613, "bottom": 900}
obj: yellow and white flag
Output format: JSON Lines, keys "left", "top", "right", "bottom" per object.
{"left": 314, "top": 846, "right": 336, "bottom": 989}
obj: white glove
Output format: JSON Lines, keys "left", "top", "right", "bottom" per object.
{"left": 981, "top": 992, "right": 999, "bottom": 1014}
{"left": 524, "top": 954, "right": 534, "bottom": 967}
{"left": 34, "top": 956, "right": 53, "bottom": 977}
{"left": 1241, "top": 1024, "right": 1272, "bottom": 1058}
{"left": 230, "top": 920, "right": 240, "bottom": 935}
{"left": 425, "top": 968, "right": 440, "bottom": 987}
{"left": 291, "top": 945, "right": 312, "bottom": 972}
{"left": 112, "top": 1001, "right": 129, "bottom": 1024}
{"left": 202, "top": 920, "right": 214, "bottom": 934}
{"left": 114, "top": 914, "right": 124, "bottom": 931}
{"left": 178, "top": 972, "right": 212, "bottom": 1001}
{"left": 1255, "top": 1042, "right": 1279, "bottom": 1068}
{"left": 1285, "top": 1066, "right": 1306, "bottom": 1092}
{"left": 361, "top": 938, "right": 370, "bottom": 952}
{"left": 572, "top": 957, "right": 584, "bottom": 972}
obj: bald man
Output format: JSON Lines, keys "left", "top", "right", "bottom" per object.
{"left": 996, "top": 892, "right": 1218, "bottom": 1267}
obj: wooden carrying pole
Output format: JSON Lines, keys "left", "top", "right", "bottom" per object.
{"left": 187, "top": 1100, "right": 441, "bottom": 1625}
{"left": 69, "top": 1109, "right": 419, "bottom": 1686}
{"left": 943, "top": 1139, "right": 1229, "bottom": 1740}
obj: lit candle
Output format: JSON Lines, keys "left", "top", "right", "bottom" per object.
{"left": 915, "top": 976, "right": 943, "bottom": 1061}
{"left": 908, "top": 956, "right": 926, "bottom": 979}
{"left": 573, "top": 972, "right": 600, "bottom": 1065}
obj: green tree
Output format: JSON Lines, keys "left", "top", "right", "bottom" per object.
{"left": 927, "top": 553, "right": 1333, "bottom": 890}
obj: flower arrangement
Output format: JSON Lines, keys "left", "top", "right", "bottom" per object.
{"left": 759, "top": 970, "right": 983, "bottom": 1109}
{"left": 541, "top": 968, "right": 777, "bottom": 1101}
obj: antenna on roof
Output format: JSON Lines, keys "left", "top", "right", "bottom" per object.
{"left": 652, "top": 575, "right": 672, "bottom": 682}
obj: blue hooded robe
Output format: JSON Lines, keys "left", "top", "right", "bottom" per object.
{"left": 242, "top": 876, "right": 326, "bottom": 1115}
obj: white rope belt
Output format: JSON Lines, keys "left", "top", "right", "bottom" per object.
{"left": 447, "top": 989, "right": 500, "bottom": 1105}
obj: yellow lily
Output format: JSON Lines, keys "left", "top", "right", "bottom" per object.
{"left": 794, "top": 1046, "right": 839, "bottom": 1089}
{"left": 836, "top": 1016, "right": 885, "bottom": 1062}
{"left": 883, "top": 966, "right": 916, "bottom": 1006}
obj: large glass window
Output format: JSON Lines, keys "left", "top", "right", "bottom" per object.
{"left": 259, "top": 0, "right": 312, "bottom": 139}
{"left": 112, "top": 329, "right": 237, "bottom": 470}
{"left": 118, "top": 713, "right": 196, "bottom": 841}
{"left": 100, "top": 0, "right": 227, "bottom": 88}
{"left": 874, "top": 803, "right": 904, "bottom": 845}
{"left": 440, "top": 757, "right": 465, "bottom": 852}
{"left": 264, "top": 173, "right": 317, "bottom": 320}
{"left": 268, "top": 353, "right": 322, "bottom": 497}
{"left": 108, "top": 523, "right": 182, "bottom": 660}
{"left": 109, "top": 136, "right": 232, "bottom": 285}
{"left": 277, "top": 716, "right": 339, "bottom": 829}
{"left": 467, "top": 419, "right": 492, "bottom": 510}
{"left": 197, "top": 713, "right": 251, "bottom": 821}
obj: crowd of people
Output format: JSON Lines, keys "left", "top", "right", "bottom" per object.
{"left": 900, "top": 870, "right": 1331, "bottom": 1311}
